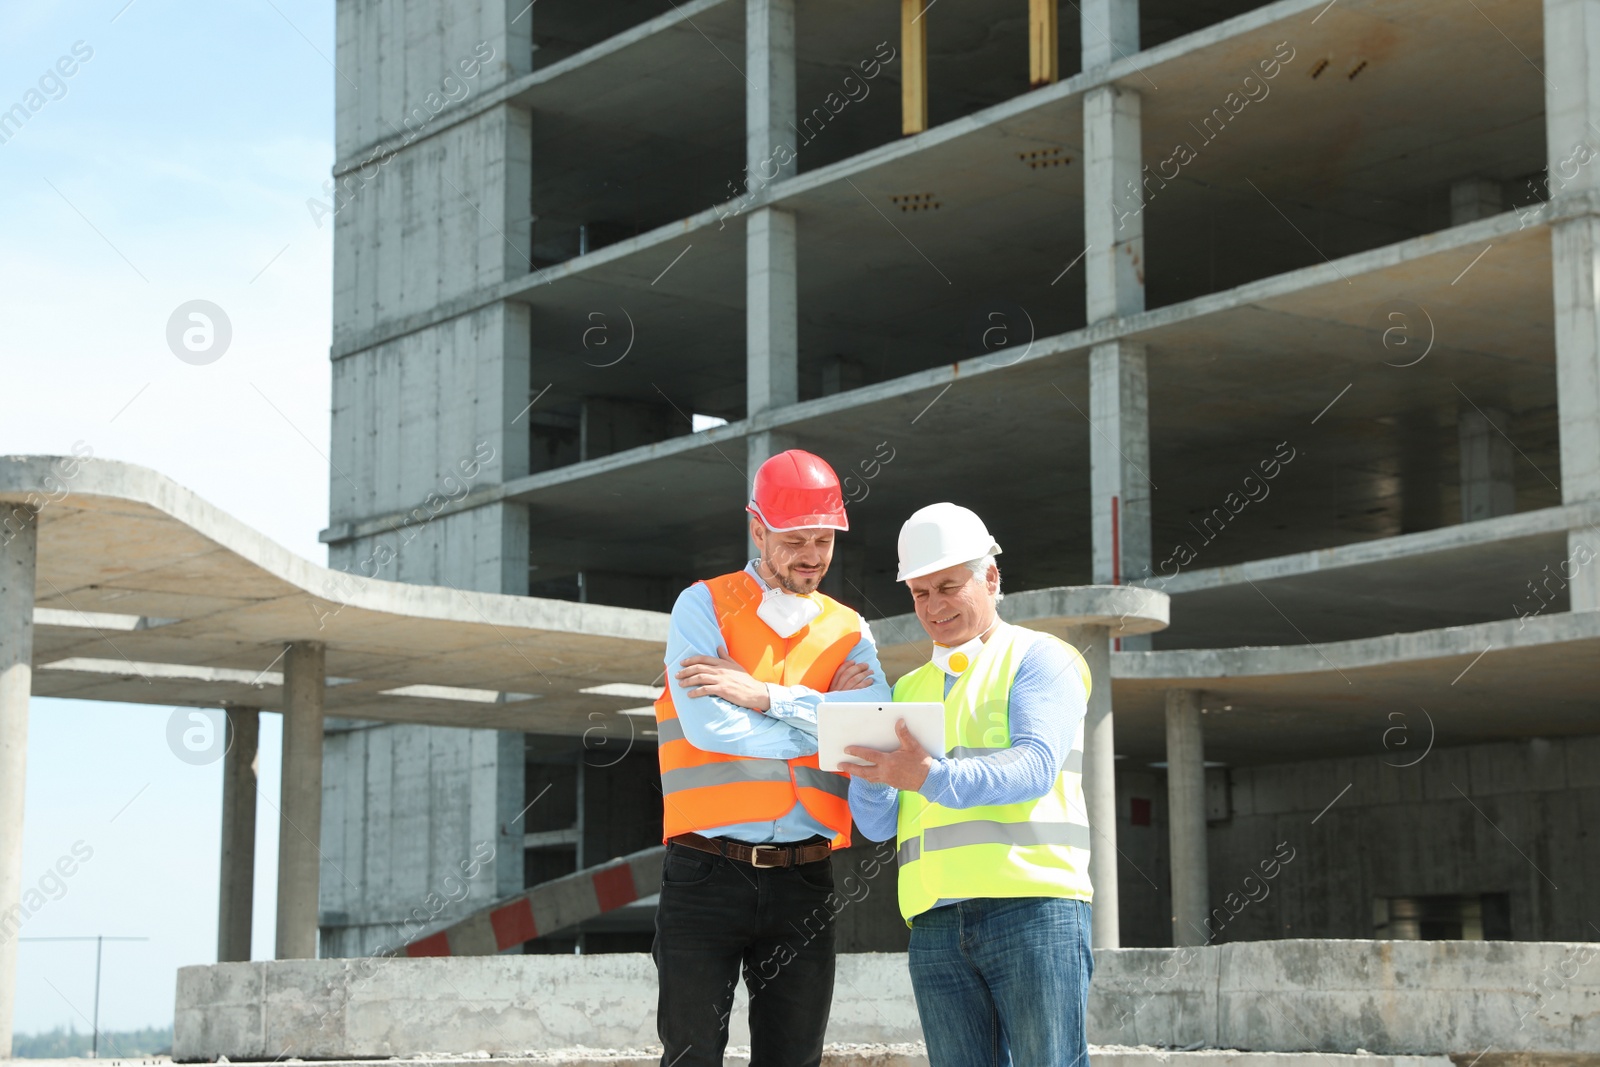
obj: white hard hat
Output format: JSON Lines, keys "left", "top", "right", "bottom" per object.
{"left": 896, "top": 502, "right": 1003, "bottom": 581}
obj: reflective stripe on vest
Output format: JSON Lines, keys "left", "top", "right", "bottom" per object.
{"left": 892, "top": 623, "right": 1094, "bottom": 921}
{"left": 793, "top": 764, "right": 851, "bottom": 799}
{"left": 661, "top": 761, "right": 793, "bottom": 793}
{"left": 922, "top": 819, "right": 1092, "bottom": 854}
{"left": 654, "top": 570, "right": 859, "bottom": 846}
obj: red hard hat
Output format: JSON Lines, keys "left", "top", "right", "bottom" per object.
{"left": 747, "top": 449, "right": 850, "bottom": 532}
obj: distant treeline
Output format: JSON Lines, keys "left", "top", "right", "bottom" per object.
{"left": 11, "top": 1024, "right": 172, "bottom": 1058}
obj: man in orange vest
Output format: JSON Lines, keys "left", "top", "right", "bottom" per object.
{"left": 652, "top": 448, "right": 891, "bottom": 1067}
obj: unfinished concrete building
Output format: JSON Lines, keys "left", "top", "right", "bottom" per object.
{"left": 316, "top": 0, "right": 1600, "bottom": 962}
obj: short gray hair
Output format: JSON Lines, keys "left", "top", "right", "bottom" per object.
{"left": 964, "top": 553, "right": 1003, "bottom": 601}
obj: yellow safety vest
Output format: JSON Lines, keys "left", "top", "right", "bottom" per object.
{"left": 893, "top": 622, "right": 1095, "bottom": 921}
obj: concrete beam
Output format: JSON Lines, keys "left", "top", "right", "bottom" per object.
{"left": 0, "top": 506, "right": 36, "bottom": 1059}
{"left": 1119, "top": 609, "right": 1600, "bottom": 682}
{"left": 1164, "top": 689, "right": 1208, "bottom": 947}
{"left": 1145, "top": 502, "right": 1600, "bottom": 596}
{"left": 276, "top": 642, "right": 325, "bottom": 960}
{"left": 217, "top": 707, "right": 259, "bottom": 963}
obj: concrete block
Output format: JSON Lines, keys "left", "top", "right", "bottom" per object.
{"left": 173, "top": 962, "right": 266, "bottom": 1062}
{"left": 1091, "top": 945, "right": 1221, "bottom": 1049}
{"left": 174, "top": 942, "right": 1600, "bottom": 1062}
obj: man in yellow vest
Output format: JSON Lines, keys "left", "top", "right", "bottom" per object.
{"left": 652, "top": 449, "right": 891, "bottom": 1067}
{"left": 842, "top": 502, "right": 1095, "bottom": 1067}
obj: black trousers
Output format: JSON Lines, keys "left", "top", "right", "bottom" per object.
{"left": 652, "top": 840, "right": 837, "bottom": 1067}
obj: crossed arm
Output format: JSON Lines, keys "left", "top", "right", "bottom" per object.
{"left": 662, "top": 582, "right": 890, "bottom": 758}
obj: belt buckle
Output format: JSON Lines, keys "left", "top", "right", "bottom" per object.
{"left": 750, "top": 845, "right": 788, "bottom": 868}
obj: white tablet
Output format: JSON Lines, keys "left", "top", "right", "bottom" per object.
{"left": 817, "top": 702, "right": 947, "bottom": 771}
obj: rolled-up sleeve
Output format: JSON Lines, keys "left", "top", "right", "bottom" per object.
{"left": 664, "top": 584, "right": 816, "bottom": 759}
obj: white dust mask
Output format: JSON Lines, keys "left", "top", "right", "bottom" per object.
{"left": 931, "top": 620, "right": 999, "bottom": 678}
{"left": 756, "top": 585, "right": 822, "bottom": 638}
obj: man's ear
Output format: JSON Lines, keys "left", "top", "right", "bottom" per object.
{"left": 748, "top": 515, "right": 768, "bottom": 548}
{"left": 986, "top": 564, "right": 1000, "bottom": 594}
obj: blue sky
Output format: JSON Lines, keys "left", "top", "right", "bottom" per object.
{"left": 1, "top": 0, "right": 337, "bottom": 1033}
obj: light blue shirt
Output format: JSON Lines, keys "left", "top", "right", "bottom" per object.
{"left": 846, "top": 629, "right": 1088, "bottom": 905}
{"left": 663, "top": 561, "right": 893, "bottom": 844}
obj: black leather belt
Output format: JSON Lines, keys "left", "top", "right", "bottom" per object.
{"left": 670, "top": 831, "right": 831, "bottom": 868}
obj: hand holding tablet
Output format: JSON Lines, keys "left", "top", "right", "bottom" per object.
{"left": 817, "top": 701, "right": 946, "bottom": 774}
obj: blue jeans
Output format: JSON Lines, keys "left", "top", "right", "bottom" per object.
{"left": 907, "top": 897, "right": 1094, "bottom": 1067}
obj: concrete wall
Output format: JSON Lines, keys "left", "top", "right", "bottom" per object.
{"left": 323, "top": 0, "right": 537, "bottom": 957}
{"left": 319, "top": 723, "right": 524, "bottom": 958}
{"left": 1114, "top": 734, "right": 1600, "bottom": 949}
{"left": 173, "top": 940, "right": 1600, "bottom": 1060}
{"left": 327, "top": 303, "right": 531, "bottom": 592}
{"left": 332, "top": 0, "right": 530, "bottom": 161}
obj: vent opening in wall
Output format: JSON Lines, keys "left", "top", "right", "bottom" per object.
{"left": 1019, "top": 147, "right": 1071, "bottom": 169}
{"left": 1373, "top": 893, "right": 1512, "bottom": 940}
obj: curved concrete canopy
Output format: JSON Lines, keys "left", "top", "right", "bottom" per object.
{"left": 2, "top": 454, "right": 670, "bottom": 733}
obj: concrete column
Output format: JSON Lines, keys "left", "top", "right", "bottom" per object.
{"left": 1544, "top": 0, "right": 1600, "bottom": 610}
{"left": 1065, "top": 624, "right": 1118, "bottom": 948}
{"left": 0, "top": 507, "right": 37, "bottom": 1059}
{"left": 747, "top": 0, "right": 797, "bottom": 183}
{"left": 748, "top": 208, "right": 799, "bottom": 423}
{"left": 1458, "top": 406, "right": 1516, "bottom": 522}
{"left": 1165, "top": 689, "right": 1209, "bottom": 947}
{"left": 1084, "top": 85, "right": 1144, "bottom": 323}
{"left": 744, "top": 0, "right": 800, "bottom": 550}
{"left": 276, "top": 642, "right": 325, "bottom": 960}
{"left": 1450, "top": 177, "right": 1503, "bottom": 224}
{"left": 217, "top": 707, "right": 260, "bottom": 963}
{"left": 1089, "top": 342, "right": 1152, "bottom": 588}
{"left": 1080, "top": 0, "right": 1139, "bottom": 71}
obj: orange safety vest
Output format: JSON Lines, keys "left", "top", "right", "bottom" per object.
{"left": 655, "top": 570, "right": 859, "bottom": 848}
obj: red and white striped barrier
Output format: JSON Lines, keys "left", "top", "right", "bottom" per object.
{"left": 403, "top": 845, "right": 665, "bottom": 956}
